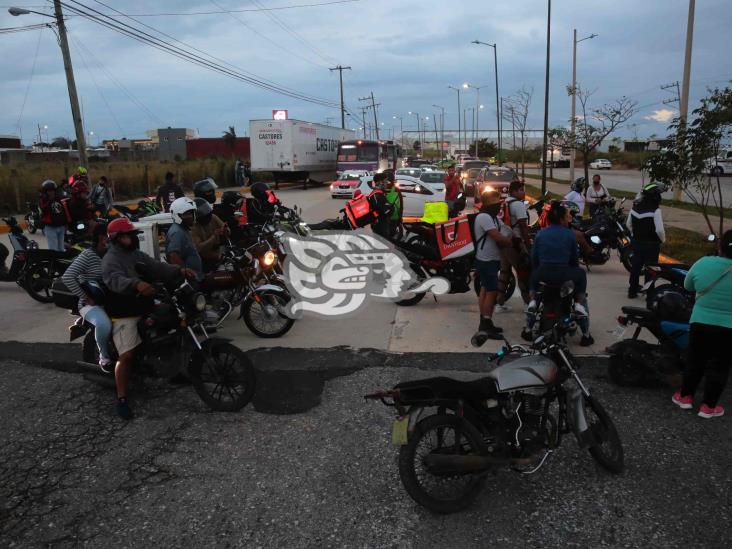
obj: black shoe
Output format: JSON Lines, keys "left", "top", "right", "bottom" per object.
{"left": 485, "top": 329, "right": 504, "bottom": 340}
{"left": 116, "top": 398, "right": 133, "bottom": 420}
{"left": 521, "top": 328, "right": 533, "bottom": 342}
{"left": 627, "top": 289, "right": 638, "bottom": 299}
{"left": 69, "top": 323, "right": 86, "bottom": 341}
{"left": 580, "top": 334, "right": 595, "bottom": 347}
{"left": 480, "top": 317, "right": 503, "bottom": 334}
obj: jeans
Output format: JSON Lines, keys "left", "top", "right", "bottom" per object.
{"left": 681, "top": 323, "right": 732, "bottom": 407}
{"left": 44, "top": 225, "right": 66, "bottom": 252}
{"left": 629, "top": 240, "right": 660, "bottom": 292}
{"left": 80, "top": 304, "right": 112, "bottom": 361}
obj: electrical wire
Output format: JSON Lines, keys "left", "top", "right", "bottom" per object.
{"left": 60, "top": 0, "right": 339, "bottom": 108}
{"left": 94, "top": 0, "right": 361, "bottom": 17}
{"left": 0, "top": 22, "right": 50, "bottom": 34}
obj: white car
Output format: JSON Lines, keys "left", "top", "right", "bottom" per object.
{"left": 590, "top": 158, "right": 612, "bottom": 170}
{"left": 395, "top": 167, "right": 423, "bottom": 178}
{"left": 330, "top": 170, "right": 371, "bottom": 198}
{"left": 356, "top": 175, "right": 446, "bottom": 218}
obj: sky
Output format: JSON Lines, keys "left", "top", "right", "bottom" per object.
{"left": 1, "top": 0, "right": 731, "bottom": 146}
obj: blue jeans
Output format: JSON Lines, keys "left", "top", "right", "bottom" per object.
{"left": 80, "top": 305, "right": 112, "bottom": 361}
{"left": 44, "top": 225, "right": 66, "bottom": 252}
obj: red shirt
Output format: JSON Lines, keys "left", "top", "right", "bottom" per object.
{"left": 444, "top": 174, "right": 460, "bottom": 201}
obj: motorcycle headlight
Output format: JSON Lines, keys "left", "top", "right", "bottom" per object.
{"left": 262, "top": 250, "right": 277, "bottom": 267}
{"left": 193, "top": 292, "right": 206, "bottom": 311}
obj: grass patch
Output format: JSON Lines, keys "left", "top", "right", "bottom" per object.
{"left": 663, "top": 226, "right": 715, "bottom": 265}
{"left": 523, "top": 173, "right": 732, "bottom": 219}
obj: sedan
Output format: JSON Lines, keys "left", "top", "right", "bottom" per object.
{"left": 330, "top": 171, "right": 369, "bottom": 198}
{"left": 418, "top": 170, "right": 447, "bottom": 192}
{"left": 590, "top": 158, "right": 612, "bottom": 170}
{"left": 396, "top": 167, "right": 423, "bottom": 178}
{"left": 461, "top": 167, "right": 483, "bottom": 197}
{"left": 474, "top": 167, "right": 518, "bottom": 206}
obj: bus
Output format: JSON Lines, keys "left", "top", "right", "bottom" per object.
{"left": 336, "top": 139, "right": 403, "bottom": 174}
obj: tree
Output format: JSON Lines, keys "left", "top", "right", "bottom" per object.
{"left": 222, "top": 125, "right": 237, "bottom": 155}
{"left": 412, "top": 140, "right": 421, "bottom": 152}
{"left": 502, "top": 87, "right": 533, "bottom": 177}
{"left": 646, "top": 87, "right": 731, "bottom": 237}
{"left": 469, "top": 139, "right": 497, "bottom": 158}
{"left": 51, "top": 137, "right": 70, "bottom": 148}
{"left": 569, "top": 85, "right": 638, "bottom": 183}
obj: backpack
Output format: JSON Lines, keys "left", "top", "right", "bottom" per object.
{"left": 345, "top": 191, "right": 380, "bottom": 228}
{"left": 501, "top": 197, "right": 519, "bottom": 227}
{"left": 467, "top": 212, "right": 499, "bottom": 253}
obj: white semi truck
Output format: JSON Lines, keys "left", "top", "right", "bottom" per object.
{"left": 249, "top": 119, "right": 355, "bottom": 187}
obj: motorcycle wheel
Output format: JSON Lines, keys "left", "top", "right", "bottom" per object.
{"left": 26, "top": 215, "right": 38, "bottom": 234}
{"left": 241, "top": 289, "right": 295, "bottom": 338}
{"left": 585, "top": 396, "right": 625, "bottom": 473}
{"left": 607, "top": 346, "right": 647, "bottom": 387}
{"left": 395, "top": 264, "right": 426, "bottom": 306}
{"left": 619, "top": 246, "right": 633, "bottom": 273}
{"left": 398, "top": 414, "right": 487, "bottom": 514}
{"left": 189, "top": 342, "right": 256, "bottom": 411}
{"left": 23, "top": 260, "right": 60, "bottom": 303}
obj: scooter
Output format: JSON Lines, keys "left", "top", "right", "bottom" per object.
{"left": 24, "top": 201, "right": 42, "bottom": 234}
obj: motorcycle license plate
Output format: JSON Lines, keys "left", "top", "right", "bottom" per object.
{"left": 391, "top": 416, "right": 409, "bottom": 446}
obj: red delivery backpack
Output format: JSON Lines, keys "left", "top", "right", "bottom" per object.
{"left": 434, "top": 215, "right": 473, "bottom": 260}
{"left": 345, "top": 190, "right": 380, "bottom": 228}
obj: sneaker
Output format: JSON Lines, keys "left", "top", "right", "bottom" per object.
{"left": 526, "top": 300, "right": 537, "bottom": 313}
{"left": 579, "top": 334, "right": 595, "bottom": 347}
{"left": 116, "top": 398, "right": 134, "bottom": 420}
{"left": 99, "top": 358, "right": 114, "bottom": 374}
{"left": 671, "top": 391, "right": 693, "bottom": 410}
{"left": 698, "top": 404, "right": 724, "bottom": 419}
{"left": 574, "top": 303, "right": 588, "bottom": 317}
{"left": 495, "top": 304, "right": 512, "bottom": 313}
{"left": 521, "top": 328, "right": 533, "bottom": 342}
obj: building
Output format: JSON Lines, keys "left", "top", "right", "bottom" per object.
{"left": 157, "top": 127, "right": 191, "bottom": 161}
{"left": 0, "top": 135, "right": 22, "bottom": 149}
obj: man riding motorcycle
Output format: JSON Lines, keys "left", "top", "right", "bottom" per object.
{"left": 193, "top": 177, "right": 218, "bottom": 205}
{"left": 192, "top": 197, "right": 229, "bottom": 273}
{"left": 101, "top": 217, "right": 196, "bottom": 420}
{"left": 166, "top": 197, "right": 204, "bottom": 280}
{"left": 247, "top": 182, "right": 280, "bottom": 225}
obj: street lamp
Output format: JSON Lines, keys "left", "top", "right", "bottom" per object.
{"left": 569, "top": 30, "right": 598, "bottom": 182}
{"left": 464, "top": 84, "right": 490, "bottom": 156}
{"left": 432, "top": 104, "right": 445, "bottom": 159}
{"left": 10, "top": 4, "right": 88, "bottom": 167}
{"left": 393, "top": 115, "right": 404, "bottom": 149}
{"left": 448, "top": 85, "right": 462, "bottom": 153}
{"left": 471, "top": 40, "right": 501, "bottom": 164}
{"left": 408, "top": 111, "right": 421, "bottom": 154}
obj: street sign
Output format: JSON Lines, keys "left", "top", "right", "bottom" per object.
{"left": 272, "top": 110, "right": 289, "bottom": 120}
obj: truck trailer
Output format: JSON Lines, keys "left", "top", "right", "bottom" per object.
{"left": 249, "top": 119, "right": 355, "bottom": 187}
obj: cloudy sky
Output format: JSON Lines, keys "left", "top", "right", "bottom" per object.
{"left": 1, "top": 0, "right": 731, "bottom": 145}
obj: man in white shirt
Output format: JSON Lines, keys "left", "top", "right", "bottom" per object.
{"left": 497, "top": 180, "right": 532, "bottom": 308}
{"left": 564, "top": 177, "right": 586, "bottom": 217}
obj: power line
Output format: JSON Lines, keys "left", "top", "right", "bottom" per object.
{"left": 0, "top": 22, "right": 51, "bottom": 34}
{"left": 60, "top": 0, "right": 338, "bottom": 108}
{"left": 15, "top": 22, "right": 44, "bottom": 136}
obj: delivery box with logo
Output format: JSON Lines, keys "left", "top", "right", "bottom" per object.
{"left": 434, "top": 215, "right": 473, "bottom": 260}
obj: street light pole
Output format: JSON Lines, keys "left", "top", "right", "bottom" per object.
{"left": 569, "top": 29, "right": 597, "bottom": 183}
{"left": 10, "top": 3, "right": 88, "bottom": 166}
{"left": 448, "top": 86, "right": 462, "bottom": 153}
{"left": 393, "top": 115, "right": 404, "bottom": 150}
{"left": 472, "top": 41, "right": 501, "bottom": 164}
{"left": 540, "top": 0, "right": 552, "bottom": 195}
{"left": 676, "top": 0, "right": 696, "bottom": 201}
{"left": 432, "top": 105, "right": 445, "bottom": 158}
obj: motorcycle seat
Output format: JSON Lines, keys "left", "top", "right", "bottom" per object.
{"left": 621, "top": 306, "right": 656, "bottom": 320}
{"left": 394, "top": 376, "right": 495, "bottom": 402}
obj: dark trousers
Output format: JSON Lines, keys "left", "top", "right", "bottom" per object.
{"left": 629, "top": 240, "right": 660, "bottom": 292}
{"left": 681, "top": 323, "right": 732, "bottom": 407}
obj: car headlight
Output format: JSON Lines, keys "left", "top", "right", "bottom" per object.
{"left": 262, "top": 250, "right": 277, "bottom": 267}
{"left": 193, "top": 292, "right": 206, "bottom": 311}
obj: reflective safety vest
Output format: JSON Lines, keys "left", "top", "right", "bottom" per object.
{"left": 385, "top": 188, "right": 402, "bottom": 221}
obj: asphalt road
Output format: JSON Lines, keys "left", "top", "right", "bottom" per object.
{"left": 0, "top": 351, "right": 730, "bottom": 548}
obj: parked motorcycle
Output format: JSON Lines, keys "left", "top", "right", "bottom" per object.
{"left": 526, "top": 280, "right": 579, "bottom": 340}
{"left": 201, "top": 238, "right": 294, "bottom": 338}
{"left": 78, "top": 265, "right": 256, "bottom": 412}
{"left": 365, "top": 318, "right": 624, "bottom": 513}
{"left": 580, "top": 198, "right": 633, "bottom": 272}
{"left": 24, "top": 201, "right": 42, "bottom": 234}
{"left": 606, "top": 304, "right": 690, "bottom": 387}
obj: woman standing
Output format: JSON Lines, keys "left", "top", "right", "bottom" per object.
{"left": 38, "top": 180, "right": 68, "bottom": 252}
{"left": 672, "top": 230, "right": 732, "bottom": 418}
{"left": 585, "top": 174, "right": 609, "bottom": 218}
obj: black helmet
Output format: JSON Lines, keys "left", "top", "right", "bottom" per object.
{"left": 571, "top": 177, "right": 586, "bottom": 193}
{"left": 193, "top": 197, "right": 213, "bottom": 218}
{"left": 250, "top": 181, "right": 269, "bottom": 201}
{"left": 221, "top": 190, "right": 242, "bottom": 207}
{"left": 41, "top": 179, "right": 57, "bottom": 192}
{"left": 642, "top": 182, "right": 662, "bottom": 201}
{"left": 656, "top": 291, "right": 691, "bottom": 323}
{"left": 193, "top": 177, "right": 218, "bottom": 204}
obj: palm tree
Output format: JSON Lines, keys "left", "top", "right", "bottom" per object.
{"left": 222, "top": 126, "right": 237, "bottom": 155}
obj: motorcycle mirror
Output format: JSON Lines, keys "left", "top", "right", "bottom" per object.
{"left": 707, "top": 233, "right": 717, "bottom": 242}
{"left": 590, "top": 235, "right": 602, "bottom": 245}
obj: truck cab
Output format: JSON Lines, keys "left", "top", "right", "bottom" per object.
{"left": 706, "top": 148, "right": 732, "bottom": 175}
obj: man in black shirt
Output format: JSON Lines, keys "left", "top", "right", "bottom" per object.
{"left": 626, "top": 183, "right": 665, "bottom": 298}
{"left": 155, "top": 172, "right": 184, "bottom": 212}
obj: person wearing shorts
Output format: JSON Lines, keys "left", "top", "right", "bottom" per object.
{"left": 473, "top": 189, "right": 513, "bottom": 341}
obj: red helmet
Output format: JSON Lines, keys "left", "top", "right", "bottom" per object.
{"left": 107, "top": 217, "right": 138, "bottom": 239}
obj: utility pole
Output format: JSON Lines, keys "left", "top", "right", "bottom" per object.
{"left": 329, "top": 65, "right": 351, "bottom": 129}
{"left": 53, "top": 0, "right": 87, "bottom": 167}
{"left": 433, "top": 115, "right": 440, "bottom": 159}
{"left": 448, "top": 85, "right": 462, "bottom": 153}
{"left": 569, "top": 29, "right": 598, "bottom": 183}
{"left": 540, "top": 0, "right": 552, "bottom": 195}
{"left": 359, "top": 94, "right": 380, "bottom": 139}
{"left": 432, "top": 105, "right": 445, "bottom": 159}
{"left": 677, "top": 0, "right": 696, "bottom": 200}
{"left": 360, "top": 106, "right": 368, "bottom": 139}
{"left": 370, "top": 92, "right": 380, "bottom": 140}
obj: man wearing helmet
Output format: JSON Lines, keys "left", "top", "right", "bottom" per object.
{"left": 38, "top": 180, "right": 68, "bottom": 251}
{"left": 191, "top": 197, "right": 229, "bottom": 272}
{"left": 193, "top": 177, "right": 218, "bottom": 205}
{"left": 66, "top": 180, "right": 95, "bottom": 235}
{"left": 247, "top": 181, "right": 280, "bottom": 224}
{"left": 564, "top": 177, "right": 587, "bottom": 217}
{"left": 166, "top": 197, "right": 203, "bottom": 279}
{"left": 627, "top": 183, "right": 665, "bottom": 298}
{"left": 155, "top": 172, "right": 184, "bottom": 213}
{"left": 102, "top": 217, "right": 196, "bottom": 419}
{"left": 214, "top": 191, "right": 244, "bottom": 235}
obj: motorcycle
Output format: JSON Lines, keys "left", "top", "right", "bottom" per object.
{"left": 581, "top": 198, "right": 633, "bottom": 272}
{"left": 365, "top": 318, "right": 624, "bottom": 514}
{"left": 606, "top": 305, "right": 689, "bottom": 387}
{"left": 525, "top": 280, "right": 579, "bottom": 341}
{"left": 77, "top": 264, "right": 256, "bottom": 412}
{"left": 24, "top": 201, "right": 42, "bottom": 234}
{"left": 201, "top": 237, "right": 295, "bottom": 338}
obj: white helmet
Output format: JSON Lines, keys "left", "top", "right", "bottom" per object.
{"left": 170, "top": 197, "right": 196, "bottom": 224}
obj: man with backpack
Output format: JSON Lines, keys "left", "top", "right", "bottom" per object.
{"left": 367, "top": 173, "right": 394, "bottom": 239}
{"left": 497, "top": 180, "right": 532, "bottom": 308}
{"left": 383, "top": 170, "right": 403, "bottom": 239}
{"left": 472, "top": 189, "right": 514, "bottom": 344}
